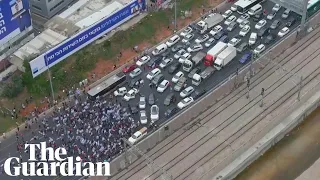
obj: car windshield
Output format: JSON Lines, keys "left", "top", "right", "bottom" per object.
{"left": 257, "top": 46, "right": 264, "bottom": 51}
{"left": 183, "top": 98, "right": 190, "bottom": 103}
{"left": 258, "top": 21, "right": 265, "bottom": 26}
{"left": 281, "top": 29, "right": 288, "bottom": 33}
{"left": 151, "top": 107, "right": 158, "bottom": 114}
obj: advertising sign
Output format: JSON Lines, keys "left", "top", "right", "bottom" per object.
{"left": 0, "top": 0, "right": 32, "bottom": 46}
{"left": 30, "top": 0, "right": 146, "bottom": 78}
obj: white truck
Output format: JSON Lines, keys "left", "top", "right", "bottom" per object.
{"left": 197, "top": 13, "right": 224, "bottom": 34}
{"left": 214, "top": 46, "right": 237, "bottom": 70}
{"left": 203, "top": 42, "right": 228, "bottom": 67}
{"left": 192, "top": 66, "right": 215, "bottom": 86}
{"left": 183, "top": 51, "right": 206, "bottom": 72}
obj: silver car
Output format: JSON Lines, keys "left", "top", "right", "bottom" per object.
{"left": 140, "top": 110, "right": 148, "bottom": 124}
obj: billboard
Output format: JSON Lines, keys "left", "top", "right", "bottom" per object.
{"left": 0, "top": 0, "right": 32, "bottom": 46}
{"left": 29, "top": 0, "right": 146, "bottom": 78}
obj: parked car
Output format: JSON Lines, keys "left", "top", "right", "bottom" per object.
{"left": 114, "top": 87, "right": 127, "bottom": 97}
{"left": 129, "top": 78, "right": 143, "bottom": 88}
{"left": 286, "top": 17, "right": 296, "bottom": 27}
{"left": 122, "top": 64, "right": 137, "bottom": 73}
{"left": 152, "top": 44, "right": 168, "bottom": 56}
{"left": 205, "top": 38, "right": 216, "bottom": 47}
{"left": 249, "top": 32, "right": 258, "bottom": 46}
{"left": 136, "top": 56, "right": 151, "bottom": 66}
{"left": 195, "top": 34, "right": 209, "bottom": 44}
{"left": 159, "top": 58, "right": 173, "bottom": 69}
{"left": 228, "top": 37, "right": 241, "bottom": 47}
{"left": 123, "top": 88, "right": 139, "bottom": 101}
{"left": 171, "top": 44, "right": 186, "bottom": 53}
{"left": 187, "top": 43, "right": 203, "bottom": 52}
{"left": 222, "top": 9, "right": 232, "bottom": 19}
{"left": 180, "top": 86, "right": 195, "bottom": 98}
{"left": 164, "top": 93, "right": 176, "bottom": 106}
{"left": 258, "top": 27, "right": 270, "bottom": 37}
{"left": 214, "top": 30, "right": 227, "bottom": 40}
{"left": 128, "top": 127, "right": 147, "bottom": 144}
{"left": 224, "top": 15, "right": 236, "bottom": 26}
{"left": 267, "top": 11, "right": 277, "bottom": 20}
{"left": 140, "top": 110, "right": 148, "bottom": 124}
{"left": 255, "top": 19, "right": 267, "bottom": 30}
{"left": 270, "top": 19, "right": 281, "bottom": 29}
{"left": 254, "top": 44, "right": 266, "bottom": 55}
{"left": 165, "top": 107, "right": 178, "bottom": 118}
{"left": 151, "top": 74, "right": 165, "bottom": 86}
{"left": 227, "top": 22, "right": 237, "bottom": 32}
{"left": 209, "top": 25, "right": 223, "bottom": 36}
{"left": 178, "top": 52, "right": 191, "bottom": 64}
{"left": 239, "top": 25, "right": 250, "bottom": 37}
{"left": 172, "top": 71, "right": 184, "bottom": 83}
{"left": 177, "top": 97, "right": 194, "bottom": 109}
{"left": 139, "top": 96, "right": 146, "bottom": 109}
{"left": 148, "top": 93, "right": 155, "bottom": 105}
{"left": 174, "top": 49, "right": 187, "bottom": 59}
{"left": 239, "top": 19, "right": 250, "bottom": 28}
{"left": 252, "top": 12, "right": 262, "bottom": 22}
{"left": 282, "top": 9, "right": 290, "bottom": 19}
{"left": 146, "top": 57, "right": 162, "bottom": 69}
{"left": 150, "top": 105, "right": 159, "bottom": 121}
{"left": 219, "top": 35, "right": 229, "bottom": 43}
{"left": 146, "top": 68, "right": 161, "bottom": 80}
{"left": 168, "top": 63, "right": 181, "bottom": 74}
{"left": 157, "top": 80, "right": 170, "bottom": 93}
{"left": 236, "top": 13, "right": 250, "bottom": 24}
{"left": 180, "top": 26, "right": 193, "bottom": 37}
{"left": 237, "top": 42, "right": 248, "bottom": 52}
{"left": 191, "top": 89, "right": 207, "bottom": 100}
{"left": 188, "top": 67, "right": 201, "bottom": 78}
{"left": 263, "top": 33, "right": 276, "bottom": 44}
{"left": 239, "top": 52, "right": 252, "bottom": 64}
{"left": 182, "top": 33, "right": 195, "bottom": 43}
{"left": 278, "top": 27, "right": 290, "bottom": 37}
{"left": 129, "top": 68, "right": 142, "bottom": 78}
{"left": 272, "top": 4, "right": 281, "bottom": 12}
{"left": 166, "top": 35, "right": 181, "bottom": 47}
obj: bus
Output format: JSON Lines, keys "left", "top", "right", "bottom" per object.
{"left": 236, "top": 0, "right": 265, "bottom": 14}
{"left": 87, "top": 72, "right": 126, "bottom": 100}
{"left": 307, "top": 0, "right": 320, "bottom": 17}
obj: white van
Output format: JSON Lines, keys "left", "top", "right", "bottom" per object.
{"left": 166, "top": 35, "right": 181, "bottom": 47}
{"left": 248, "top": 4, "right": 262, "bottom": 16}
{"left": 152, "top": 43, "right": 168, "bottom": 56}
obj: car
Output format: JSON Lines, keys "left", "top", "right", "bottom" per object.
{"left": 254, "top": 44, "right": 266, "bottom": 55}
{"left": 187, "top": 44, "right": 203, "bottom": 53}
{"left": 152, "top": 44, "right": 168, "bottom": 56}
{"left": 252, "top": 12, "right": 262, "bottom": 22}
{"left": 191, "top": 89, "right": 207, "bottom": 100}
{"left": 146, "top": 68, "right": 161, "bottom": 80}
{"left": 161, "top": 51, "right": 170, "bottom": 59}
{"left": 159, "top": 58, "right": 173, "bottom": 69}
{"left": 282, "top": 9, "right": 290, "bottom": 19}
{"left": 150, "top": 105, "right": 159, "bottom": 122}
{"left": 180, "top": 86, "right": 195, "bottom": 98}
{"left": 180, "top": 26, "right": 193, "bottom": 37}
{"left": 214, "top": 30, "right": 227, "bottom": 40}
{"left": 129, "top": 68, "right": 142, "bottom": 78}
{"left": 239, "top": 19, "right": 250, "bottom": 28}
{"left": 239, "top": 25, "right": 250, "bottom": 37}
{"left": 178, "top": 52, "right": 191, "bottom": 63}
{"left": 230, "top": 4, "right": 238, "bottom": 11}
{"left": 224, "top": 15, "right": 236, "bottom": 26}
{"left": 219, "top": 35, "right": 229, "bottom": 43}
{"left": 267, "top": 11, "right": 277, "bottom": 20}
{"left": 239, "top": 52, "right": 252, "bottom": 64}
{"left": 195, "top": 34, "right": 209, "bottom": 44}
{"left": 123, "top": 88, "right": 139, "bottom": 101}
{"left": 263, "top": 33, "right": 276, "bottom": 44}
{"left": 114, "top": 87, "right": 127, "bottom": 97}
{"left": 164, "top": 93, "right": 176, "bottom": 106}
{"left": 249, "top": 32, "right": 258, "bottom": 46}
{"left": 166, "top": 35, "right": 181, "bottom": 47}
{"left": 129, "top": 105, "right": 139, "bottom": 114}
{"left": 129, "top": 78, "right": 143, "bottom": 88}
{"left": 272, "top": 4, "right": 281, "bottom": 12}
{"left": 188, "top": 67, "right": 201, "bottom": 78}
{"left": 237, "top": 42, "right": 248, "bottom": 52}
{"left": 204, "top": 38, "right": 216, "bottom": 47}
{"left": 182, "top": 33, "right": 195, "bottom": 43}
{"left": 164, "top": 107, "right": 178, "bottom": 118}
{"left": 278, "top": 27, "right": 290, "bottom": 37}
{"left": 255, "top": 19, "right": 267, "bottom": 30}
{"left": 236, "top": 13, "right": 250, "bottom": 24}
{"left": 270, "top": 19, "right": 281, "bottom": 29}
{"left": 136, "top": 55, "right": 151, "bottom": 66}
{"left": 146, "top": 57, "right": 162, "bottom": 69}
{"left": 222, "top": 9, "right": 232, "bottom": 18}
{"left": 286, "top": 17, "right": 296, "bottom": 27}
{"left": 228, "top": 37, "right": 241, "bottom": 47}
{"left": 122, "top": 64, "right": 137, "bottom": 73}
{"left": 128, "top": 127, "right": 147, "bottom": 144}
{"left": 209, "top": 25, "right": 223, "bottom": 36}
{"left": 174, "top": 49, "right": 187, "bottom": 59}
{"left": 177, "top": 97, "right": 194, "bottom": 109}
{"left": 139, "top": 96, "right": 146, "bottom": 109}
{"left": 157, "top": 80, "right": 170, "bottom": 93}
{"left": 168, "top": 63, "right": 181, "bottom": 74}
{"left": 151, "top": 74, "right": 164, "bottom": 86}
{"left": 148, "top": 93, "right": 155, "bottom": 105}
{"left": 227, "top": 22, "right": 237, "bottom": 32}
{"left": 140, "top": 110, "right": 148, "bottom": 124}
{"left": 172, "top": 71, "right": 184, "bottom": 83}
{"left": 171, "top": 44, "right": 186, "bottom": 53}
{"left": 258, "top": 27, "right": 270, "bottom": 37}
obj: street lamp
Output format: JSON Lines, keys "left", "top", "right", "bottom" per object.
{"left": 45, "top": 54, "right": 55, "bottom": 102}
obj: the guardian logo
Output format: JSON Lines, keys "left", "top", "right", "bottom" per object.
{"left": 4, "top": 142, "right": 110, "bottom": 177}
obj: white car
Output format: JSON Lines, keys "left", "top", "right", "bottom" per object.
{"left": 177, "top": 97, "right": 194, "bottom": 109}
{"left": 187, "top": 44, "right": 203, "bottom": 53}
{"left": 236, "top": 13, "right": 250, "bottom": 24}
{"left": 239, "top": 19, "right": 250, "bottom": 28}
{"left": 159, "top": 58, "right": 173, "bottom": 68}
{"left": 150, "top": 105, "right": 159, "bottom": 122}
{"left": 282, "top": 9, "right": 290, "bottom": 19}
{"left": 129, "top": 68, "right": 142, "bottom": 78}
{"left": 180, "top": 86, "right": 195, "bottom": 98}
{"left": 180, "top": 26, "right": 193, "bottom": 37}
{"left": 123, "top": 88, "right": 139, "bottom": 101}
{"left": 209, "top": 25, "right": 223, "bottom": 36}
{"left": 272, "top": 4, "right": 281, "bottom": 12}
{"left": 228, "top": 38, "right": 242, "bottom": 47}
{"left": 255, "top": 19, "right": 267, "bottom": 30}
{"left": 178, "top": 52, "right": 191, "bottom": 63}
{"left": 172, "top": 71, "right": 184, "bottom": 83}
{"left": 139, "top": 96, "right": 146, "bottom": 109}
{"left": 205, "top": 38, "right": 215, "bottom": 47}
{"left": 140, "top": 110, "right": 148, "bottom": 124}
{"left": 146, "top": 68, "right": 161, "bottom": 80}
{"left": 249, "top": 32, "right": 258, "bottom": 46}
{"left": 157, "top": 80, "right": 170, "bottom": 93}
{"left": 278, "top": 27, "right": 290, "bottom": 37}
{"left": 224, "top": 15, "right": 237, "bottom": 26}
{"left": 182, "top": 33, "right": 195, "bottom": 43}
{"left": 254, "top": 44, "right": 266, "bottom": 55}
{"left": 166, "top": 35, "right": 181, "bottom": 47}
{"left": 222, "top": 9, "right": 232, "bottom": 19}
{"left": 174, "top": 49, "right": 187, "bottom": 59}
{"left": 267, "top": 11, "right": 277, "bottom": 20}
{"left": 128, "top": 127, "right": 147, "bottom": 144}
{"left": 230, "top": 4, "right": 238, "bottom": 11}
{"left": 136, "top": 55, "right": 151, "bottom": 66}
{"left": 239, "top": 25, "right": 250, "bottom": 37}
{"left": 114, "top": 87, "right": 127, "bottom": 96}
{"left": 195, "top": 34, "right": 209, "bottom": 44}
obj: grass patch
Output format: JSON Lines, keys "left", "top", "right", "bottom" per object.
{"left": 0, "top": 116, "right": 24, "bottom": 134}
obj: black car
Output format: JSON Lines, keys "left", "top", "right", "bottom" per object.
{"left": 219, "top": 35, "right": 229, "bottom": 43}
{"left": 129, "top": 105, "right": 139, "bottom": 114}
{"left": 214, "top": 30, "right": 227, "bottom": 40}
{"left": 147, "top": 57, "right": 162, "bottom": 68}
{"left": 128, "top": 78, "right": 142, "bottom": 88}
{"left": 151, "top": 74, "right": 164, "bottom": 86}
{"left": 188, "top": 67, "right": 201, "bottom": 78}
{"left": 286, "top": 17, "right": 296, "bottom": 27}
{"left": 258, "top": 27, "right": 270, "bottom": 37}
{"left": 168, "top": 63, "right": 181, "bottom": 74}
{"left": 252, "top": 12, "right": 262, "bottom": 22}
{"left": 171, "top": 44, "right": 186, "bottom": 52}
{"left": 263, "top": 33, "right": 276, "bottom": 44}
{"left": 191, "top": 89, "right": 207, "bottom": 100}
{"left": 270, "top": 19, "right": 281, "bottom": 29}
{"left": 165, "top": 107, "right": 178, "bottom": 118}
{"left": 148, "top": 93, "right": 155, "bottom": 105}
{"left": 164, "top": 93, "right": 176, "bottom": 106}
{"left": 161, "top": 51, "right": 170, "bottom": 59}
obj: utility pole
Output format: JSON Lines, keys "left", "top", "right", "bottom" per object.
{"left": 46, "top": 54, "right": 55, "bottom": 102}
{"left": 234, "top": 68, "right": 239, "bottom": 89}
{"left": 298, "top": 76, "right": 303, "bottom": 101}
{"left": 260, "top": 88, "right": 265, "bottom": 107}
{"left": 174, "top": 0, "right": 177, "bottom": 31}
{"left": 246, "top": 76, "right": 250, "bottom": 99}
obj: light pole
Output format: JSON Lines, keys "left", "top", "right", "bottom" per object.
{"left": 174, "top": 0, "right": 177, "bottom": 31}
{"left": 45, "top": 54, "right": 55, "bottom": 102}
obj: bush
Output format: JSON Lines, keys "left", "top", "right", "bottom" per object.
{"left": 1, "top": 75, "right": 24, "bottom": 98}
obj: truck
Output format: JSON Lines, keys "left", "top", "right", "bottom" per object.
{"left": 183, "top": 51, "right": 206, "bottom": 72}
{"left": 197, "top": 13, "right": 224, "bottom": 34}
{"left": 204, "top": 42, "right": 228, "bottom": 67}
{"left": 214, "top": 46, "right": 237, "bottom": 70}
{"left": 192, "top": 66, "right": 215, "bottom": 86}
{"left": 174, "top": 77, "right": 187, "bottom": 92}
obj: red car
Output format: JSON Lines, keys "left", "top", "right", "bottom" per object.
{"left": 122, "top": 64, "right": 137, "bottom": 73}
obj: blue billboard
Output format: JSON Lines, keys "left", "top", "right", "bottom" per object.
{"left": 30, "top": 0, "right": 146, "bottom": 78}
{"left": 0, "top": 0, "right": 32, "bottom": 46}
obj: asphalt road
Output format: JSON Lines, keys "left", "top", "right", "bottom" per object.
{"left": 0, "top": 1, "right": 301, "bottom": 179}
